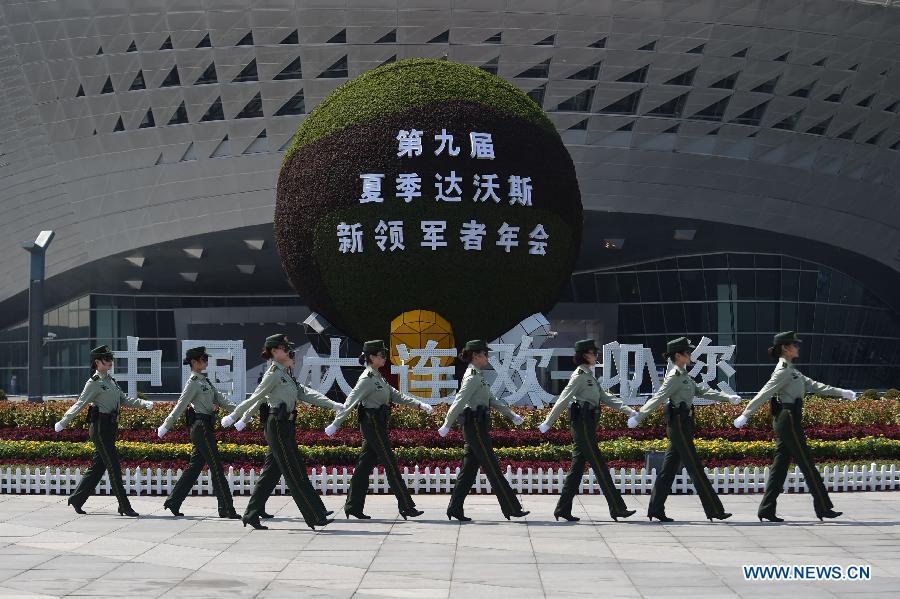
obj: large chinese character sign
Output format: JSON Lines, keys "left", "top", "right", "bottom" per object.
{"left": 276, "top": 58, "right": 582, "bottom": 383}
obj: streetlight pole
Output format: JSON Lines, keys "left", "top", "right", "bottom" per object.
{"left": 21, "top": 230, "right": 55, "bottom": 403}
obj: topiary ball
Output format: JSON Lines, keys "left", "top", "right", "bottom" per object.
{"left": 276, "top": 58, "right": 582, "bottom": 344}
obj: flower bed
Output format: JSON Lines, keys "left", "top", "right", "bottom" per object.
{"left": 1, "top": 436, "right": 897, "bottom": 465}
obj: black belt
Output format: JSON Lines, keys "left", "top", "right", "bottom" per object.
{"left": 664, "top": 401, "right": 693, "bottom": 423}
{"left": 271, "top": 404, "right": 298, "bottom": 422}
{"left": 569, "top": 402, "right": 598, "bottom": 420}
{"left": 463, "top": 406, "right": 489, "bottom": 425}
{"left": 193, "top": 412, "right": 214, "bottom": 422}
{"left": 770, "top": 396, "right": 803, "bottom": 416}
{"left": 87, "top": 405, "right": 118, "bottom": 424}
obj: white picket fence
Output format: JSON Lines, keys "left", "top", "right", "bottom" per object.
{"left": 1, "top": 463, "right": 897, "bottom": 496}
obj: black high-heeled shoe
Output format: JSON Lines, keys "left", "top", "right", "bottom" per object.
{"left": 447, "top": 511, "right": 471, "bottom": 522}
{"left": 345, "top": 509, "right": 371, "bottom": 520}
{"left": 554, "top": 513, "right": 580, "bottom": 522}
{"left": 314, "top": 517, "right": 334, "bottom": 528}
{"left": 219, "top": 509, "right": 241, "bottom": 520}
{"left": 118, "top": 507, "right": 140, "bottom": 517}
{"left": 399, "top": 507, "right": 424, "bottom": 520}
{"left": 163, "top": 502, "right": 183, "bottom": 517}
{"left": 709, "top": 512, "right": 732, "bottom": 522}
{"left": 67, "top": 498, "right": 86, "bottom": 515}
{"left": 612, "top": 509, "right": 636, "bottom": 521}
{"left": 324, "top": 509, "right": 334, "bottom": 517}
{"left": 242, "top": 515, "right": 267, "bottom": 530}
{"left": 648, "top": 513, "right": 674, "bottom": 522}
{"left": 758, "top": 513, "right": 785, "bottom": 523}
{"left": 818, "top": 509, "right": 843, "bottom": 521}
{"left": 260, "top": 511, "right": 274, "bottom": 519}
{"left": 505, "top": 510, "right": 530, "bottom": 520}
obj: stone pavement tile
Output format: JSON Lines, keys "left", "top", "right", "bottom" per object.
{"left": 449, "top": 580, "right": 544, "bottom": 598}
{"left": 275, "top": 559, "right": 367, "bottom": 586}
{"left": 157, "top": 570, "right": 271, "bottom": 598}
{"left": 453, "top": 546, "right": 537, "bottom": 565}
{"left": 452, "top": 561, "right": 544, "bottom": 588}
{"left": 0, "top": 572, "right": 100, "bottom": 597}
{"left": 285, "top": 549, "right": 378, "bottom": 569}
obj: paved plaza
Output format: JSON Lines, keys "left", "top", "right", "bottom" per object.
{"left": 0, "top": 492, "right": 897, "bottom": 598}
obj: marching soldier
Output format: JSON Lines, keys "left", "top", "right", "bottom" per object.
{"left": 538, "top": 339, "right": 638, "bottom": 522}
{"left": 222, "top": 334, "right": 343, "bottom": 530}
{"left": 439, "top": 339, "right": 530, "bottom": 522}
{"left": 157, "top": 346, "right": 239, "bottom": 519}
{"left": 734, "top": 331, "right": 855, "bottom": 522}
{"left": 54, "top": 345, "right": 153, "bottom": 517}
{"left": 325, "top": 340, "right": 433, "bottom": 520}
{"left": 627, "top": 337, "right": 741, "bottom": 522}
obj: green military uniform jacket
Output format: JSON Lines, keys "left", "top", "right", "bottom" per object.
{"left": 59, "top": 371, "right": 146, "bottom": 427}
{"left": 544, "top": 365, "right": 633, "bottom": 427}
{"left": 162, "top": 372, "right": 236, "bottom": 430}
{"left": 635, "top": 364, "right": 733, "bottom": 423}
{"left": 741, "top": 358, "right": 843, "bottom": 418}
{"left": 332, "top": 365, "right": 422, "bottom": 429}
{"left": 442, "top": 364, "right": 516, "bottom": 428}
{"left": 230, "top": 361, "right": 336, "bottom": 421}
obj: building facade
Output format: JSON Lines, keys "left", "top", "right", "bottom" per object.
{"left": 1, "top": 0, "right": 899, "bottom": 395}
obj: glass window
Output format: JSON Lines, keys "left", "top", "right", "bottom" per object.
{"left": 135, "top": 296, "right": 156, "bottom": 309}
{"left": 728, "top": 253, "right": 754, "bottom": 268}
{"left": 617, "top": 273, "right": 640, "bottom": 302}
{"left": 638, "top": 272, "right": 661, "bottom": 302}
{"left": 157, "top": 312, "right": 176, "bottom": 338}
{"left": 594, "top": 274, "right": 619, "bottom": 302}
{"left": 779, "top": 303, "right": 797, "bottom": 331}
{"left": 754, "top": 254, "right": 781, "bottom": 268}
{"left": 732, "top": 271, "right": 755, "bottom": 300}
{"left": 815, "top": 270, "right": 832, "bottom": 303}
{"left": 780, "top": 269, "right": 799, "bottom": 302}
{"left": 657, "top": 271, "right": 683, "bottom": 302}
{"left": 738, "top": 302, "right": 755, "bottom": 331}
{"left": 620, "top": 305, "right": 643, "bottom": 334}
{"left": 812, "top": 303, "right": 827, "bottom": 333}
{"left": 756, "top": 270, "right": 779, "bottom": 300}
{"left": 642, "top": 304, "right": 665, "bottom": 333}
{"left": 735, "top": 333, "right": 757, "bottom": 364}
{"left": 683, "top": 303, "right": 709, "bottom": 333}
{"left": 572, "top": 274, "right": 596, "bottom": 302}
{"left": 782, "top": 256, "right": 801, "bottom": 269}
{"left": 825, "top": 305, "right": 846, "bottom": 334}
{"left": 702, "top": 253, "right": 727, "bottom": 269}
{"left": 679, "top": 270, "right": 706, "bottom": 301}
{"left": 663, "top": 303, "right": 684, "bottom": 333}
{"left": 799, "top": 271, "right": 817, "bottom": 301}
{"left": 756, "top": 302, "right": 776, "bottom": 331}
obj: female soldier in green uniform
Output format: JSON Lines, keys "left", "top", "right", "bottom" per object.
{"left": 734, "top": 331, "right": 854, "bottom": 522}
{"left": 438, "top": 339, "right": 530, "bottom": 522}
{"left": 538, "top": 339, "right": 639, "bottom": 522}
{"left": 54, "top": 345, "right": 153, "bottom": 517}
{"left": 222, "top": 334, "right": 342, "bottom": 530}
{"left": 324, "top": 340, "right": 433, "bottom": 520}
{"left": 157, "top": 346, "right": 239, "bottom": 519}
{"left": 627, "top": 337, "right": 741, "bottom": 522}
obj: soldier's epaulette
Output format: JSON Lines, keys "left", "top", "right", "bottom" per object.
{"left": 268, "top": 364, "right": 278, "bottom": 373}
{"left": 190, "top": 374, "right": 199, "bottom": 381}
{"left": 91, "top": 373, "right": 100, "bottom": 381}
{"left": 366, "top": 371, "right": 375, "bottom": 378}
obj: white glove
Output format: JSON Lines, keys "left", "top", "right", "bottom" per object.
{"left": 626, "top": 408, "right": 638, "bottom": 419}
{"left": 234, "top": 419, "right": 247, "bottom": 431}
{"left": 324, "top": 423, "right": 337, "bottom": 437}
{"left": 626, "top": 416, "right": 639, "bottom": 429}
{"left": 510, "top": 413, "right": 524, "bottom": 426}
{"left": 438, "top": 424, "right": 450, "bottom": 437}
{"left": 418, "top": 402, "right": 434, "bottom": 414}
{"left": 727, "top": 394, "right": 742, "bottom": 405}
{"left": 538, "top": 421, "right": 551, "bottom": 434}
{"left": 733, "top": 414, "right": 749, "bottom": 428}
{"left": 54, "top": 421, "right": 64, "bottom": 433}
{"left": 841, "top": 389, "right": 857, "bottom": 401}
{"left": 329, "top": 401, "right": 344, "bottom": 413}
{"left": 142, "top": 400, "right": 153, "bottom": 410}
{"left": 221, "top": 414, "right": 235, "bottom": 428}
{"left": 157, "top": 425, "right": 168, "bottom": 439}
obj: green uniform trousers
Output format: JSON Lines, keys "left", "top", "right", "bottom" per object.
{"left": 345, "top": 406, "right": 416, "bottom": 514}
{"left": 648, "top": 405, "right": 726, "bottom": 519}
{"left": 447, "top": 408, "right": 522, "bottom": 517}
{"left": 69, "top": 413, "right": 133, "bottom": 511}
{"left": 244, "top": 414, "right": 327, "bottom": 526}
{"left": 166, "top": 416, "right": 234, "bottom": 513}
{"left": 758, "top": 401, "right": 833, "bottom": 518}
{"left": 556, "top": 404, "right": 628, "bottom": 518}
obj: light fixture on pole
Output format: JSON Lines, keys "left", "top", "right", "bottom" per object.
{"left": 21, "top": 230, "right": 55, "bottom": 402}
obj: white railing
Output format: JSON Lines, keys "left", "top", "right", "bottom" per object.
{"left": 0, "top": 463, "right": 897, "bottom": 496}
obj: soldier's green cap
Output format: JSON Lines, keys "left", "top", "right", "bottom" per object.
{"left": 264, "top": 333, "right": 296, "bottom": 350}
{"left": 666, "top": 337, "right": 695, "bottom": 355}
{"left": 463, "top": 339, "right": 489, "bottom": 353}
{"left": 773, "top": 331, "right": 802, "bottom": 346}
{"left": 183, "top": 346, "right": 209, "bottom": 365}
{"left": 90, "top": 345, "right": 114, "bottom": 360}
{"left": 574, "top": 339, "right": 600, "bottom": 353}
{"left": 363, "top": 340, "right": 389, "bottom": 355}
